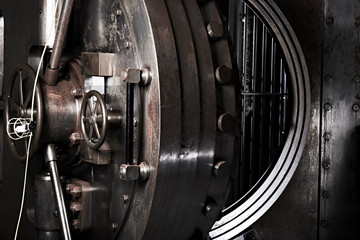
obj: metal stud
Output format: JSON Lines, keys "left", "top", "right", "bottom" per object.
{"left": 218, "top": 113, "right": 234, "bottom": 132}
{"left": 215, "top": 65, "right": 232, "bottom": 84}
{"left": 207, "top": 21, "right": 224, "bottom": 39}
{"left": 324, "top": 103, "right": 332, "bottom": 111}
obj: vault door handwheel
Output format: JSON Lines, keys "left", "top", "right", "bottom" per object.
{"left": 80, "top": 90, "right": 108, "bottom": 150}
{"left": 5, "top": 64, "right": 44, "bottom": 161}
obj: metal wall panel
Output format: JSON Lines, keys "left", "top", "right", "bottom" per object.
{"left": 320, "top": 0, "right": 360, "bottom": 239}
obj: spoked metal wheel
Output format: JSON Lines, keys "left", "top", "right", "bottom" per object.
{"left": 4, "top": 64, "right": 43, "bottom": 161}
{"left": 209, "top": 0, "right": 310, "bottom": 239}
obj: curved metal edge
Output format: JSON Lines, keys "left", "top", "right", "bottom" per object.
{"left": 209, "top": 0, "right": 311, "bottom": 238}
{"left": 4, "top": 63, "right": 43, "bottom": 161}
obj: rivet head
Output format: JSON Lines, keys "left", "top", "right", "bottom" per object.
{"left": 207, "top": 21, "right": 224, "bottom": 39}
{"left": 203, "top": 199, "right": 219, "bottom": 220}
{"left": 353, "top": 104, "right": 360, "bottom": 112}
{"left": 321, "top": 220, "right": 329, "bottom": 228}
{"left": 324, "top": 103, "right": 332, "bottom": 111}
{"left": 355, "top": 17, "right": 360, "bottom": 26}
{"left": 218, "top": 113, "right": 234, "bottom": 132}
{"left": 326, "top": 17, "right": 334, "bottom": 25}
{"left": 141, "top": 67, "right": 152, "bottom": 86}
{"left": 324, "top": 74, "right": 333, "bottom": 82}
{"left": 215, "top": 65, "right": 232, "bottom": 84}
{"left": 213, "top": 161, "right": 229, "bottom": 177}
{"left": 353, "top": 75, "right": 360, "bottom": 83}
{"left": 326, "top": 46, "right": 333, "bottom": 54}
{"left": 323, "top": 132, "right": 331, "bottom": 140}
{"left": 322, "top": 161, "right": 330, "bottom": 170}
{"left": 322, "top": 191, "right": 330, "bottom": 199}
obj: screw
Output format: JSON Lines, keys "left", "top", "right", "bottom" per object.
{"left": 218, "top": 113, "right": 234, "bottom": 132}
{"left": 323, "top": 132, "right": 331, "bottom": 140}
{"left": 326, "top": 17, "right": 334, "bottom": 25}
{"left": 324, "top": 103, "right": 332, "bottom": 111}
{"left": 207, "top": 21, "right": 224, "bottom": 39}
{"left": 215, "top": 65, "right": 232, "bottom": 84}
{"left": 322, "top": 191, "right": 330, "bottom": 199}
{"left": 321, "top": 220, "right": 329, "bottom": 228}
{"left": 324, "top": 74, "right": 333, "bottom": 82}
{"left": 322, "top": 161, "right": 330, "bottom": 170}
{"left": 353, "top": 104, "right": 360, "bottom": 112}
{"left": 326, "top": 46, "right": 333, "bottom": 54}
{"left": 354, "top": 75, "right": 360, "bottom": 83}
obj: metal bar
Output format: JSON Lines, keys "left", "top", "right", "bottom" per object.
{"left": 44, "top": 0, "right": 74, "bottom": 86}
{"left": 241, "top": 92, "right": 288, "bottom": 96}
{"left": 126, "top": 83, "right": 134, "bottom": 164}
{"left": 45, "top": 145, "right": 71, "bottom": 240}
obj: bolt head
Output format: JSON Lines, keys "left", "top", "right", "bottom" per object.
{"left": 213, "top": 161, "right": 229, "bottom": 178}
{"left": 207, "top": 21, "right": 224, "bottom": 39}
{"left": 326, "top": 17, "right": 334, "bottom": 25}
{"left": 203, "top": 199, "right": 219, "bottom": 220}
{"left": 353, "top": 104, "right": 360, "bottom": 112}
{"left": 72, "top": 219, "right": 81, "bottom": 230}
{"left": 218, "top": 113, "right": 234, "bottom": 132}
{"left": 215, "top": 65, "right": 232, "bottom": 84}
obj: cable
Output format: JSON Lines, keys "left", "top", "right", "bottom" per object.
{"left": 13, "top": 0, "right": 61, "bottom": 239}
{"left": 13, "top": 135, "right": 32, "bottom": 240}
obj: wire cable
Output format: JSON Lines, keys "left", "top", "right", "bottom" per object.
{"left": 13, "top": 0, "right": 60, "bottom": 239}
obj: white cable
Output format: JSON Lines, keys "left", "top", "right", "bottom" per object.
{"left": 13, "top": 134, "right": 32, "bottom": 240}
{"left": 13, "top": 0, "right": 61, "bottom": 239}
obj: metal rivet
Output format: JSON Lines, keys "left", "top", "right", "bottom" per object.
{"left": 324, "top": 74, "right": 333, "bottom": 82}
{"left": 353, "top": 104, "right": 360, "bottom": 112}
{"left": 324, "top": 103, "right": 332, "bottom": 111}
{"left": 123, "top": 195, "right": 129, "bottom": 204}
{"left": 322, "top": 161, "right": 330, "bottom": 170}
{"left": 322, "top": 191, "right": 330, "bottom": 199}
{"left": 326, "top": 17, "right": 334, "bottom": 25}
{"left": 326, "top": 46, "right": 333, "bottom": 54}
{"left": 321, "top": 220, "right": 329, "bottom": 228}
{"left": 353, "top": 75, "right": 360, "bottom": 83}
{"left": 70, "top": 202, "right": 82, "bottom": 214}
{"left": 213, "top": 161, "right": 229, "bottom": 177}
{"left": 355, "top": 17, "right": 360, "bottom": 26}
{"left": 323, "top": 132, "right": 331, "bottom": 140}
{"left": 218, "top": 113, "right": 234, "bottom": 132}
{"left": 215, "top": 65, "right": 232, "bottom": 84}
{"left": 112, "top": 223, "right": 119, "bottom": 232}
{"left": 116, "top": 10, "right": 121, "bottom": 16}
{"left": 53, "top": 209, "right": 59, "bottom": 217}
{"left": 207, "top": 21, "right": 224, "bottom": 39}
{"left": 203, "top": 199, "right": 219, "bottom": 219}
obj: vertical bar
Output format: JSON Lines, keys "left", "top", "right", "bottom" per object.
{"left": 126, "top": 83, "right": 134, "bottom": 164}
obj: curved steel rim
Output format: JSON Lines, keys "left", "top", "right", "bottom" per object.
{"left": 209, "top": 0, "right": 311, "bottom": 238}
{"left": 5, "top": 63, "right": 43, "bottom": 161}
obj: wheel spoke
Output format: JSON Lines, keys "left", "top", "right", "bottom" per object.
{"left": 19, "top": 71, "right": 24, "bottom": 105}
{"left": 23, "top": 87, "right": 33, "bottom": 107}
{"left": 88, "top": 99, "right": 95, "bottom": 115}
{"left": 94, "top": 123, "right": 101, "bottom": 139}
{"left": 9, "top": 98, "right": 21, "bottom": 112}
{"left": 88, "top": 124, "right": 94, "bottom": 139}
{"left": 83, "top": 117, "right": 90, "bottom": 123}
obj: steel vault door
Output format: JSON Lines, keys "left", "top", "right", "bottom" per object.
{"left": 0, "top": 0, "right": 312, "bottom": 239}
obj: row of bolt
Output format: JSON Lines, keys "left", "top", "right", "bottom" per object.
{"left": 321, "top": 14, "right": 360, "bottom": 230}
{"left": 65, "top": 183, "right": 83, "bottom": 230}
